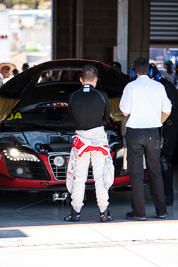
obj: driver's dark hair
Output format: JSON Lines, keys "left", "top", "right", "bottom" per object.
{"left": 81, "top": 64, "right": 98, "bottom": 81}
{"left": 133, "top": 57, "right": 149, "bottom": 75}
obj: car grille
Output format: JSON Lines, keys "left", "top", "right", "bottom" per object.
{"left": 49, "top": 154, "right": 94, "bottom": 181}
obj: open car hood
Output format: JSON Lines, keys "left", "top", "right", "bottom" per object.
{"left": 0, "top": 59, "right": 128, "bottom": 124}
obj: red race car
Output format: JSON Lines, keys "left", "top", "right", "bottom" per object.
{"left": 0, "top": 59, "right": 130, "bottom": 202}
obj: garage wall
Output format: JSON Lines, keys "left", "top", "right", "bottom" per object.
{"left": 83, "top": 0, "right": 117, "bottom": 63}
{"left": 52, "top": 0, "right": 76, "bottom": 60}
{"left": 52, "top": 0, "right": 117, "bottom": 64}
{"left": 52, "top": 0, "right": 150, "bottom": 70}
{"left": 128, "top": 0, "right": 150, "bottom": 69}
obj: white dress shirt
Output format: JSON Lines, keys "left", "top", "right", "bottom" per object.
{"left": 119, "top": 75, "right": 172, "bottom": 128}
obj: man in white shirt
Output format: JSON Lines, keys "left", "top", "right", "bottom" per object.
{"left": 119, "top": 57, "right": 172, "bottom": 221}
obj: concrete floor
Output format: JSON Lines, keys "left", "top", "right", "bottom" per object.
{"left": 0, "top": 166, "right": 178, "bottom": 267}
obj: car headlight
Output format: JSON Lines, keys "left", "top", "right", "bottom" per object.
{"left": 115, "top": 148, "right": 124, "bottom": 159}
{"left": 53, "top": 156, "right": 65, "bottom": 167}
{"left": 3, "top": 148, "right": 40, "bottom": 162}
{"left": 9, "top": 148, "right": 20, "bottom": 157}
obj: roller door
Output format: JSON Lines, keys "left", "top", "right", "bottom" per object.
{"left": 150, "top": 0, "right": 178, "bottom": 45}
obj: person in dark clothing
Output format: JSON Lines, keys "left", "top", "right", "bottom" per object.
{"left": 22, "top": 63, "right": 29, "bottom": 72}
{"left": 149, "top": 63, "right": 178, "bottom": 206}
{"left": 12, "top": 68, "right": 19, "bottom": 76}
{"left": 64, "top": 64, "right": 114, "bottom": 222}
{"left": 110, "top": 61, "right": 130, "bottom": 81}
{"left": 68, "top": 82, "right": 110, "bottom": 130}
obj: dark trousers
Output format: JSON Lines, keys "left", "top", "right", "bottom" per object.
{"left": 126, "top": 128, "right": 167, "bottom": 217}
{"left": 161, "top": 122, "right": 178, "bottom": 198}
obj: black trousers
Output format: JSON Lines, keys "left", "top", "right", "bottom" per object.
{"left": 126, "top": 128, "right": 167, "bottom": 217}
{"left": 161, "top": 121, "right": 178, "bottom": 198}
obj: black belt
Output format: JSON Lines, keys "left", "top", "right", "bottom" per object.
{"left": 128, "top": 127, "right": 158, "bottom": 130}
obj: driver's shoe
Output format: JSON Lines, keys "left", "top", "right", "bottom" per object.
{"left": 64, "top": 208, "right": 80, "bottom": 222}
{"left": 100, "top": 209, "right": 113, "bottom": 222}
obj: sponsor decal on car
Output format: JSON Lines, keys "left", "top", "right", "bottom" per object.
{"left": 7, "top": 112, "right": 22, "bottom": 120}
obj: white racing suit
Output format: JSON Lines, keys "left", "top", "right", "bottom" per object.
{"left": 66, "top": 126, "right": 114, "bottom": 213}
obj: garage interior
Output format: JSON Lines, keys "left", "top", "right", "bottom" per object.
{"left": 52, "top": 0, "right": 178, "bottom": 74}
{"left": 0, "top": 1, "right": 178, "bottom": 265}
